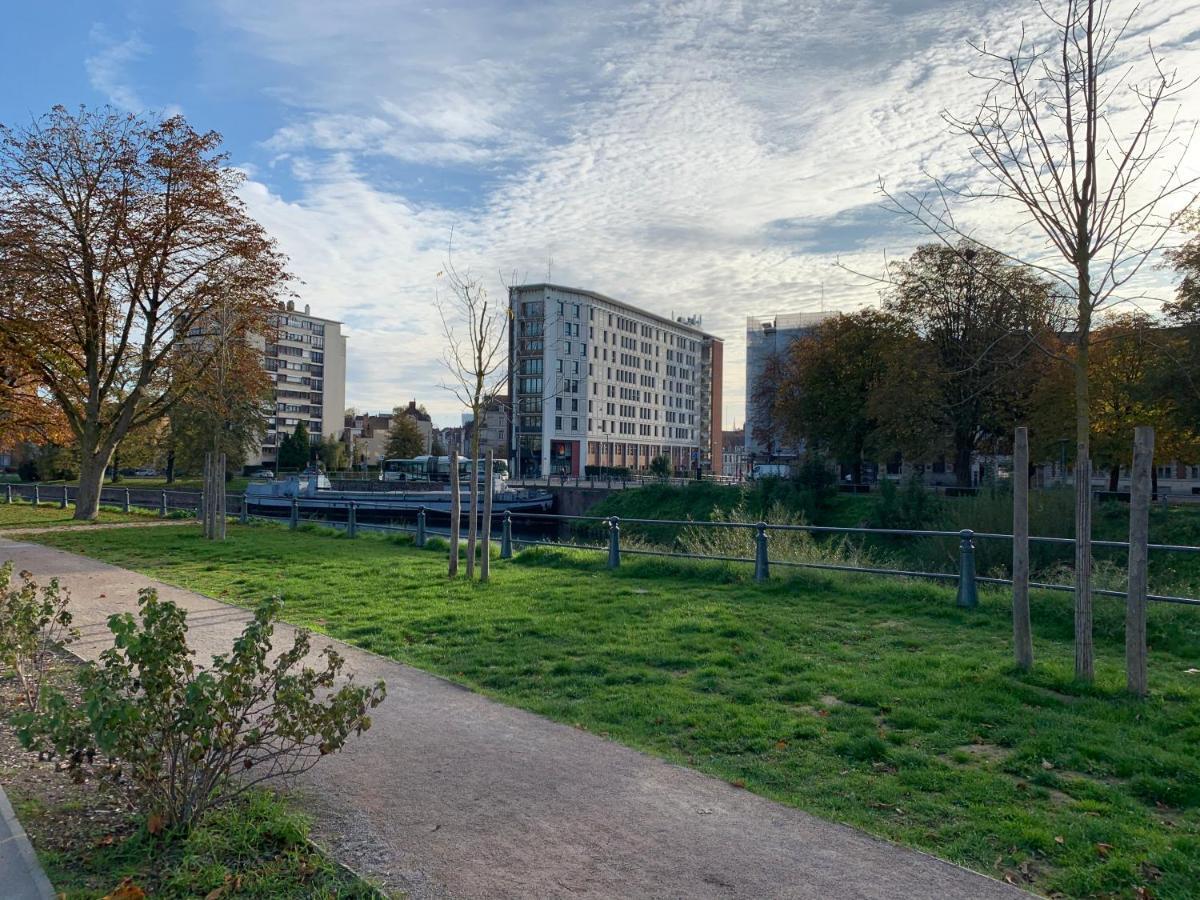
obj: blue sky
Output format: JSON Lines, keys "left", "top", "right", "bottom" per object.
{"left": 3, "top": 0, "right": 1198, "bottom": 425}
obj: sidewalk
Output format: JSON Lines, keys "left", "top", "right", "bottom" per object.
{"left": 0, "top": 784, "right": 56, "bottom": 900}
{"left": 0, "top": 534, "right": 1032, "bottom": 900}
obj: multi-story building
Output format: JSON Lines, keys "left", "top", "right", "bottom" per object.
{"left": 256, "top": 300, "right": 346, "bottom": 468}
{"left": 722, "top": 428, "right": 746, "bottom": 479}
{"left": 508, "top": 284, "right": 723, "bottom": 478}
{"left": 463, "top": 398, "right": 510, "bottom": 462}
{"left": 744, "top": 312, "right": 830, "bottom": 463}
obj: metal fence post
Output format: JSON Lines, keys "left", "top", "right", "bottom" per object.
{"left": 290, "top": 497, "right": 299, "bottom": 530}
{"left": 32, "top": 485, "right": 39, "bottom": 507}
{"left": 60, "top": 485, "right": 68, "bottom": 509}
{"left": 122, "top": 488, "right": 130, "bottom": 513}
{"left": 501, "top": 510, "right": 513, "bottom": 559}
{"left": 240, "top": 493, "right": 249, "bottom": 525}
{"left": 956, "top": 529, "right": 978, "bottom": 608}
{"left": 347, "top": 501, "right": 357, "bottom": 538}
{"left": 607, "top": 516, "right": 621, "bottom": 568}
{"left": 4, "top": 483, "right": 10, "bottom": 504}
{"left": 159, "top": 491, "right": 167, "bottom": 518}
{"left": 416, "top": 507, "right": 427, "bottom": 547}
{"left": 754, "top": 523, "right": 770, "bottom": 582}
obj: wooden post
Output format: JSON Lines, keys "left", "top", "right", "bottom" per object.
{"left": 448, "top": 451, "right": 460, "bottom": 577}
{"left": 1074, "top": 454, "right": 1093, "bottom": 681}
{"left": 466, "top": 455, "right": 478, "bottom": 580}
{"left": 481, "top": 451, "right": 494, "bottom": 582}
{"left": 1012, "top": 427, "right": 1033, "bottom": 671}
{"left": 1126, "top": 426, "right": 1154, "bottom": 697}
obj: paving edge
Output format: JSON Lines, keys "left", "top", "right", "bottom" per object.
{"left": 0, "top": 783, "right": 57, "bottom": 900}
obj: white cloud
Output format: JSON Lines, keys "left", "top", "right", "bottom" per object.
{"left": 85, "top": 25, "right": 149, "bottom": 111}
{"left": 216, "top": 0, "right": 1200, "bottom": 426}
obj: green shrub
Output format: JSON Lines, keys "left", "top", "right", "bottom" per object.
{"left": 0, "top": 562, "right": 76, "bottom": 711}
{"left": 17, "top": 589, "right": 385, "bottom": 831}
{"left": 649, "top": 456, "right": 671, "bottom": 480}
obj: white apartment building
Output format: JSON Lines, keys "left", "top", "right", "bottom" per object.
{"left": 256, "top": 300, "right": 346, "bottom": 468}
{"left": 509, "top": 284, "right": 723, "bottom": 478}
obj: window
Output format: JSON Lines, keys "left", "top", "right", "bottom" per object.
{"left": 555, "top": 416, "right": 563, "bottom": 430}
{"left": 571, "top": 418, "right": 578, "bottom": 430}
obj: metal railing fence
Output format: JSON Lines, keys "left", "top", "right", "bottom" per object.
{"left": 5, "top": 483, "right": 1197, "bottom": 607}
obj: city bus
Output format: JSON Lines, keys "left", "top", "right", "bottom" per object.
{"left": 380, "top": 456, "right": 509, "bottom": 484}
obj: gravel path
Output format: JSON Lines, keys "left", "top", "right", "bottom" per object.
{"left": 0, "top": 534, "right": 1033, "bottom": 900}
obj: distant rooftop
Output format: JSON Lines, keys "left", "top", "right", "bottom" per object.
{"left": 512, "top": 283, "right": 722, "bottom": 342}
{"left": 746, "top": 312, "right": 831, "bottom": 332}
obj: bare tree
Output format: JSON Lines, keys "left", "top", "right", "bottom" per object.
{"left": 884, "top": 0, "right": 1197, "bottom": 681}
{"left": 436, "top": 249, "right": 509, "bottom": 581}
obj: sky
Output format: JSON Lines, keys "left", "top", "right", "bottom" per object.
{"left": 3, "top": 0, "right": 1199, "bottom": 427}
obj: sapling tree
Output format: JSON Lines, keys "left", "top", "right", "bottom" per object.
{"left": 436, "top": 250, "right": 508, "bottom": 580}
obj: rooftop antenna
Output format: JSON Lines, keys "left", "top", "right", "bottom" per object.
{"left": 820, "top": 282, "right": 825, "bottom": 314}
{"left": 547, "top": 249, "right": 553, "bottom": 282}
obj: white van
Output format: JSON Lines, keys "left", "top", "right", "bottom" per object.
{"left": 751, "top": 464, "right": 792, "bottom": 480}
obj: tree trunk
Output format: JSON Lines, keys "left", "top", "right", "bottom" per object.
{"left": 1108, "top": 464, "right": 1120, "bottom": 492}
{"left": 481, "top": 451, "right": 493, "bottom": 583}
{"left": 1126, "top": 426, "right": 1153, "bottom": 697}
{"left": 111, "top": 448, "right": 121, "bottom": 483}
{"left": 448, "top": 451, "right": 460, "bottom": 577}
{"left": 953, "top": 441, "right": 973, "bottom": 488}
{"left": 74, "top": 448, "right": 110, "bottom": 521}
{"left": 166, "top": 449, "right": 176, "bottom": 484}
{"left": 1073, "top": 290, "right": 1094, "bottom": 683}
{"left": 1012, "top": 426, "right": 1033, "bottom": 671}
{"left": 466, "top": 471, "right": 478, "bottom": 579}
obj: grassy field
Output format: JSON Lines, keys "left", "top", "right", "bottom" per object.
{"left": 20, "top": 523, "right": 1200, "bottom": 898}
{"left": 0, "top": 502, "right": 161, "bottom": 529}
{"left": 31, "top": 474, "right": 254, "bottom": 493}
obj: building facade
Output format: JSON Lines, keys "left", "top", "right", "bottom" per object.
{"left": 343, "top": 402, "right": 433, "bottom": 465}
{"left": 463, "top": 399, "right": 510, "bottom": 463}
{"left": 722, "top": 428, "right": 746, "bottom": 479}
{"left": 509, "top": 284, "right": 723, "bottom": 478}
{"left": 256, "top": 301, "right": 346, "bottom": 468}
{"left": 744, "top": 312, "right": 829, "bottom": 463}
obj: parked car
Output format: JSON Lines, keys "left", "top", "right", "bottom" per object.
{"left": 249, "top": 469, "right": 275, "bottom": 479}
{"left": 130, "top": 467, "right": 158, "bottom": 477}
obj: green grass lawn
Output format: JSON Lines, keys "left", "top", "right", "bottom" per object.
{"left": 24, "top": 524, "right": 1200, "bottom": 898}
{"left": 33, "top": 475, "right": 254, "bottom": 493}
{"left": 0, "top": 502, "right": 162, "bottom": 529}
{"left": 10, "top": 786, "right": 380, "bottom": 899}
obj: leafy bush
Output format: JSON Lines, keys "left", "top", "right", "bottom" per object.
{"left": 0, "top": 562, "right": 76, "bottom": 711}
{"left": 17, "top": 589, "right": 385, "bottom": 831}
{"left": 869, "top": 476, "right": 942, "bottom": 530}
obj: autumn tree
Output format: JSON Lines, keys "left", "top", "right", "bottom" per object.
{"left": 384, "top": 411, "right": 423, "bottom": 460}
{"left": 773, "top": 309, "right": 912, "bottom": 483}
{"left": 0, "top": 106, "right": 288, "bottom": 518}
{"left": 1164, "top": 213, "right": 1200, "bottom": 429}
{"left": 168, "top": 300, "right": 273, "bottom": 479}
{"left": 748, "top": 351, "right": 789, "bottom": 461}
{"left": 1073, "top": 315, "right": 1197, "bottom": 489}
{"left": 887, "top": 0, "right": 1197, "bottom": 681}
{"left": 880, "top": 243, "right": 1062, "bottom": 486}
